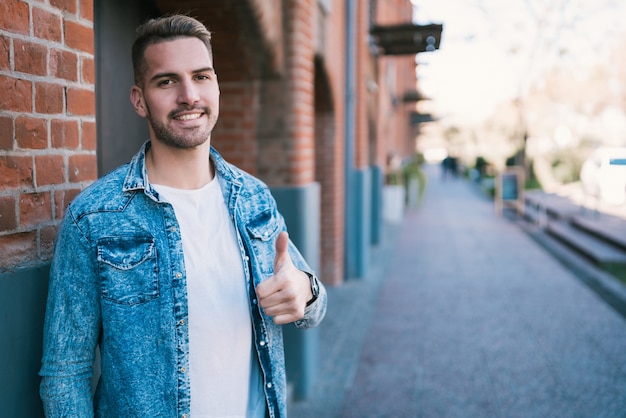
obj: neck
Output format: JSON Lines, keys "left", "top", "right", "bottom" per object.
{"left": 146, "top": 140, "right": 214, "bottom": 189}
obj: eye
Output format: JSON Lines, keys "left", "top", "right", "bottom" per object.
{"left": 158, "top": 79, "right": 174, "bottom": 87}
{"left": 195, "top": 73, "right": 211, "bottom": 81}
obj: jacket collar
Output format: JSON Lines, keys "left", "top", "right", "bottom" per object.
{"left": 122, "top": 140, "right": 242, "bottom": 198}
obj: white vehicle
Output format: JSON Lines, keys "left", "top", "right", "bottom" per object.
{"left": 580, "top": 147, "right": 626, "bottom": 206}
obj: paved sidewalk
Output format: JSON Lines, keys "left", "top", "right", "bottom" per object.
{"left": 288, "top": 165, "right": 626, "bottom": 418}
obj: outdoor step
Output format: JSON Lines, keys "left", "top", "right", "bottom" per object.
{"left": 571, "top": 214, "right": 626, "bottom": 252}
{"left": 524, "top": 191, "right": 583, "bottom": 221}
{"left": 546, "top": 221, "right": 626, "bottom": 266}
{"left": 519, "top": 220, "right": 626, "bottom": 314}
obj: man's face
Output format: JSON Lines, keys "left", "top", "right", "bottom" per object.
{"left": 130, "top": 37, "right": 219, "bottom": 149}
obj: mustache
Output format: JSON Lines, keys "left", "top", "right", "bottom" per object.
{"left": 169, "top": 106, "right": 209, "bottom": 118}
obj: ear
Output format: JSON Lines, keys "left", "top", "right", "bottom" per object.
{"left": 130, "top": 85, "right": 147, "bottom": 118}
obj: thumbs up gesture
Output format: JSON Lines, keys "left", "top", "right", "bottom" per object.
{"left": 255, "top": 232, "right": 313, "bottom": 324}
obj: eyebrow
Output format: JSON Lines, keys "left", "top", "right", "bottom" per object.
{"left": 149, "top": 67, "right": 215, "bottom": 84}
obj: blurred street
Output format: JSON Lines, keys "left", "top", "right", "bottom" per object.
{"left": 288, "top": 164, "right": 626, "bottom": 418}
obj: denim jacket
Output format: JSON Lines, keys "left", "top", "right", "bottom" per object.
{"left": 39, "top": 141, "right": 327, "bottom": 418}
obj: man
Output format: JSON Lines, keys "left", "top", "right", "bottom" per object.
{"left": 39, "top": 14, "right": 326, "bottom": 418}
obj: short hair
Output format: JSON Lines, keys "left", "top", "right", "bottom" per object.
{"left": 131, "top": 14, "right": 213, "bottom": 86}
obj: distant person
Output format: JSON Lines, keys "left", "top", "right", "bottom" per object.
{"left": 39, "top": 14, "right": 327, "bottom": 417}
{"left": 441, "top": 156, "right": 458, "bottom": 179}
{"left": 474, "top": 156, "right": 488, "bottom": 182}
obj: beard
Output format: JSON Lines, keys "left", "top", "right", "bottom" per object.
{"left": 146, "top": 104, "right": 218, "bottom": 149}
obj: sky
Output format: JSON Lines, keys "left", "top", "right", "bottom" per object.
{"left": 411, "top": 0, "right": 626, "bottom": 125}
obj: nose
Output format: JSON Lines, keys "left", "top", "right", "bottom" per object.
{"left": 177, "top": 78, "right": 199, "bottom": 105}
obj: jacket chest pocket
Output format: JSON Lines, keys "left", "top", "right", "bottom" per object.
{"left": 97, "top": 236, "right": 159, "bottom": 305}
{"left": 245, "top": 210, "right": 280, "bottom": 276}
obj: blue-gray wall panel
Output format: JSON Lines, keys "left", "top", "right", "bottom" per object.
{"left": 0, "top": 265, "right": 49, "bottom": 418}
{"left": 370, "top": 165, "right": 383, "bottom": 245}
{"left": 354, "top": 168, "right": 372, "bottom": 278}
{"left": 270, "top": 182, "right": 321, "bottom": 400}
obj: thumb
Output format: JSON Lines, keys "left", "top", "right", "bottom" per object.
{"left": 274, "top": 231, "right": 290, "bottom": 271}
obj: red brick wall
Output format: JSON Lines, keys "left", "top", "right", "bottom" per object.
{"left": 347, "top": 0, "right": 419, "bottom": 176}
{"left": 282, "top": 0, "right": 315, "bottom": 186}
{"left": 373, "top": 0, "right": 417, "bottom": 176}
{"left": 315, "top": 2, "right": 346, "bottom": 285}
{"left": 0, "top": 0, "right": 96, "bottom": 270}
{"left": 212, "top": 81, "right": 260, "bottom": 175}
{"left": 400, "top": 54, "right": 416, "bottom": 157}
{"left": 354, "top": 0, "right": 371, "bottom": 170}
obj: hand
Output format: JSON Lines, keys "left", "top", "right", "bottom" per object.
{"left": 255, "top": 232, "right": 313, "bottom": 324}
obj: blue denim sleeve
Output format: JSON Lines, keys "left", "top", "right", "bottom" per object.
{"left": 287, "top": 238, "right": 328, "bottom": 329}
{"left": 39, "top": 208, "right": 100, "bottom": 417}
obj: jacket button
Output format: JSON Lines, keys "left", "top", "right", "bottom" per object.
{"left": 175, "top": 272, "right": 182, "bottom": 278}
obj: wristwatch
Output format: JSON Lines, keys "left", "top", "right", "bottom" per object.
{"left": 305, "top": 272, "right": 320, "bottom": 307}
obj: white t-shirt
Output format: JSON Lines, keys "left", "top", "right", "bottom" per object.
{"left": 153, "top": 178, "right": 259, "bottom": 418}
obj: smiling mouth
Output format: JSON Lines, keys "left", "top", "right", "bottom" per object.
{"left": 174, "top": 113, "right": 203, "bottom": 121}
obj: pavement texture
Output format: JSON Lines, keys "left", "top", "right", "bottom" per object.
{"left": 288, "top": 165, "right": 626, "bottom": 418}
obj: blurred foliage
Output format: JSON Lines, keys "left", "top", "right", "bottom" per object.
{"left": 403, "top": 154, "right": 427, "bottom": 205}
{"left": 550, "top": 148, "right": 586, "bottom": 184}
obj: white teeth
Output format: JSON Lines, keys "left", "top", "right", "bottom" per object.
{"left": 175, "top": 113, "right": 201, "bottom": 121}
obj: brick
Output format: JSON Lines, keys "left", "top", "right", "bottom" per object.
{"left": 50, "top": 48, "right": 78, "bottom": 81}
{"left": 36, "top": 82, "right": 64, "bottom": 114}
{"left": 79, "top": 0, "right": 94, "bottom": 22}
{"left": 51, "top": 119, "right": 79, "bottom": 148}
{"left": 69, "top": 154, "right": 96, "bottom": 182}
{"left": 0, "top": 156, "right": 33, "bottom": 188}
{"left": 51, "top": 0, "right": 77, "bottom": 14}
{"left": 0, "top": 0, "right": 29, "bottom": 34}
{"left": 81, "top": 56, "right": 95, "bottom": 84}
{"left": 54, "top": 188, "right": 80, "bottom": 219}
{"left": 0, "top": 75, "right": 32, "bottom": 112}
{"left": 0, "top": 232, "right": 38, "bottom": 270}
{"left": 81, "top": 120, "right": 96, "bottom": 150}
{"left": 67, "top": 87, "right": 95, "bottom": 116}
{"left": 0, "top": 35, "right": 10, "bottom": 71}
{"left": 36, "top": 154, "right": 65, "bottom": 186}
{"left": 14, "top": 39, "right": 48, "bottom": 76}
{"left": 0, "top": 116, "right": 13, "bottom": 149}
{"left": 16, "top": 116, "right": 48, "bottom": 149}
{"left": 20, "top": 192, "right": 52, "bottom": 227}
{"left": 65, "top": 20, "right": 94, "bottom": 54}
{"left": 33, "top": 7, "right": 63, "bottom": 42}
{"left": 0, "top": 196, "right": 17, "bottom": 232}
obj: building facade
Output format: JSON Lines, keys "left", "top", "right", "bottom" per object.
{"left": 0, "top": 0, "right": 440, "bottom": 414}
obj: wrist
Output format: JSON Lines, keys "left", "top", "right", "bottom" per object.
{"left": 304, "top": 271, "right": 320, "bottom": 306}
